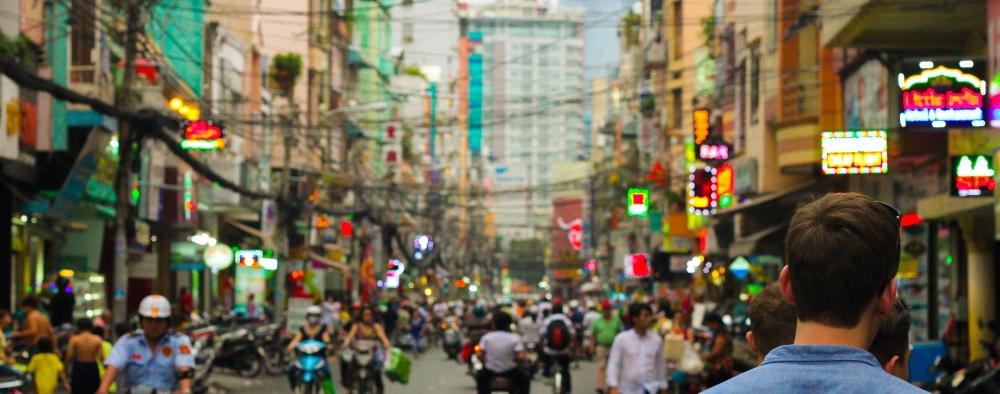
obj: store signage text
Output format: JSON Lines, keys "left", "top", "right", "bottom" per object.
{"left": 951, "top": 154, "right": 996, "bottom": 197}
{"left": 899, "top": 60, "right": 986, "bottom": 129}
{"left": 821, "top": 130, "right": 888, "bottom": 175}
{"left": 627, "top": 188, "right": 650, "bottom": 217}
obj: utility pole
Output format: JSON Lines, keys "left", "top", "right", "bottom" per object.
{"left": 112, "top": 0, "right": 143, "bottom": 324}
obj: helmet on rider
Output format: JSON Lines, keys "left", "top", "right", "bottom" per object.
{"left": 306, "top": 305, "right": 322, "bottom": 326}
{"left": 569, "top": 300, "right": 580, "bottom": 310}
{"left": 138, "top": 295, "right": 172, "bottom": 340}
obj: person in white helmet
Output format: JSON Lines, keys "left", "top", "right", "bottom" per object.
{"left": 285, "top": 305, "right": 334, "bottom": 390}
{"left": 96, "top": 295, "right": 195, "bottom": 394}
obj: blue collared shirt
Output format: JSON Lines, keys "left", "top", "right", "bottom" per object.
{"left": 105, "top": 330, "right": 195, "bottom": 392}
{"left": 705, "top": 345, "right": 928, "bottom": 393}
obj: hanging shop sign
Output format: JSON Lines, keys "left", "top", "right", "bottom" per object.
{"left": 692, "top": 108, "right": 711, "bottom": 147}
{"left": 627, "top": 188, "right": 650, "bottom": 217}
{"left": 556, "top": 217, "right": 584, "bottom": 251}
{"left": 688, "top": 163, "right": 734, "bottom": 215}
{"left": 180, "top": 120, "right": 226, "bottom": 150}
{"left": 624, "top": 253, "right": 651, "bottom": 279}
{"left": 951, "top": 154, "right": 996, "bottom": 197}
{"left": 820, "top": 130, "right": 888, "bottom": 175}
{"left": 204, "top": 244, "right": 234, "bottom": 271}
{"left": 899, "top": 59, "right": 986, "bottom": 129}
{"left": 384, "top": 259, "right": 405, "bottom": 289}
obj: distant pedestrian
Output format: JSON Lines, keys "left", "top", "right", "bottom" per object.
{"left": 591, "top": 300, "right": 624, "bottom": 394}
{"left": 0, "top": 310, "right": 20, "bottom": 378}
{"left": 868, "top": 300, "right": 913, "bottom": 380}
{"left": 65, "top": 318, "right": 103, "bottom": 394}
{"left": 90, "top": 326, "right": 116, "bottom": 393}
{"left": 178, "top": 287, "right": 194, "bottom": 320}
{"left": 11, "top": 296, "right": 57, "bottom": 356}
{"left": 49, "top": 278, "right": 76, "bottom": 328}
{"left": 27, "top": 338, "right": 69, "bottom": 394}
{"left": 605, "top": 303, "right": 666, "bottom": 394}
{"left": 246, "top": 293, "right": 258, "bottom": 319}
{"left": 745, "top": 283, "right": 796, "bottom": 364}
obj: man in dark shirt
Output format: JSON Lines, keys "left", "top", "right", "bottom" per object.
{"left": 48, "top": 278, "right": 75, "bottom": 328}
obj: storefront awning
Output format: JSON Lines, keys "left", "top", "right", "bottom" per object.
{"left": 917, "top": 193, "right": 993, "bottom": 221}
{"left": 716, "top": 181, "right": 819, "bottom": 216}
{"left": 728, "top": 223, "right": 787, "bottom": 258}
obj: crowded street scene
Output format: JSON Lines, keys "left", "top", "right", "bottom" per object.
{"left": 2, "top": 0, "right": 1000, "bottom": 393}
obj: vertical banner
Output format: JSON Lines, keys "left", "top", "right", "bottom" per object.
{"left": 0, "top": 76, "right": 18, "bottom": 160}
{"left": 990, "top": 0, "right": 1000, "bottom": 126}
{"left": 551, "top": 197, "right": 584, "bottom": 281}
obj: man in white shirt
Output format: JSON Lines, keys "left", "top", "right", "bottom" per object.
{"left": 606, "top": 303, "right": 667, "bottom": 394}
{"left": 539, "top": 303, "right": 576, "bottom": 391}
{"left": 476, "top": 312, "right": 529, "bottom": 394}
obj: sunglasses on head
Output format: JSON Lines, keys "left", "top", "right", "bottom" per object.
{"left": 877, "top": 200, "right": 902, "bottom": 265}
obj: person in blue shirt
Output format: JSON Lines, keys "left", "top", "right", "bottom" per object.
{"left": 706, "top": 193, "right": 926, "bottom": 393}
{"left": 96, "top": 295, "right": 195, "bottom": 394}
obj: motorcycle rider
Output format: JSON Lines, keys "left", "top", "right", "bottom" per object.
{"left": 341, "top": 305, "right": 392, "bottom": 394}
{"left": 96, "top": 295, "right": 194, "bottom": 394}
{"left": 540, "top": 302, "right": 575, "bottom": 391}
{"left": 475, "top": 312, "right": 530, "bottom": 394}
{"left": 464, "top": 305, "right": 492, "bottom": 347}
{"left": 286, "top": 306, "right": 334, "bottom": 391}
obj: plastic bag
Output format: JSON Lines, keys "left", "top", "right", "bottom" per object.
{"left": 679, "top": 341, "right": 704, "bottom": 374}
{"left": 384, "top": 347, "right": 412, "bottom": 384}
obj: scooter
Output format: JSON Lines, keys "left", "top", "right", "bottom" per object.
{"left": 188, "top": 327, "right": 216, "bottom": 394}
{"left": 522, "top": 342, "right": 540, "bottom": 379}
{"left": 343, "top": 339, "right": 379, "bottom": 394}
{"left": 442, "top": 322, "right": 463, "bottom": 360}
{"left": 291, "top": 339, "right": 330, "bottom": 394}
{"left": 0, "top": 376, "right": 25, "bottom": 394}
{"left": 470, "top": 345, "right": 518, "bottom": 393}
{"left": 211, "top": 327, "right": 264, "bottom": 378}
{"left": 255, "top": 322, "right": 289, "bottom": 376}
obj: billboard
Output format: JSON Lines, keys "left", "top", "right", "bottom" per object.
{"left": 551, "top": 197, "right": 583, "bottom": 280}
{"left": 821, "top": 130, "right": 888, "bottom": 175}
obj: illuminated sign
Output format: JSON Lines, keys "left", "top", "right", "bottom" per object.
{"left": 413, "top": 235, "right": 434, "bottom": 252}
{"left": 688, "top": 163, "right": 733, "bottom": 215}
{"left": 624, "top": 253, "right": 651, "bottom": 278}
{"left": 693, "top": 108, "right": 711, "bottom": 145}
{"left": 821, "top": 130, "right": 888, "bottom": 175}
{"left": 180, "top": 120, "right": 226, "bottom": 150}
{"left": 951, "top": 155, "right": 996, "bottom": 197}
{"left": 698, "top": 142, "right": 731, "bottom": 162}
{"left": 899, "top": 60, "right": 986, "bottom": 128}
{"left": 384, "top": 259, "right": 405, "bottom": 289}
{"left": 627, "top": 188, "right": 650, "bottom": 217}
{"left": 236, "top": 249, "right": 263, "bottom": 268}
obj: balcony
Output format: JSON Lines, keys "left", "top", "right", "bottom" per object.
{"left": 821, "top": 0, "right": 986, "bottom": 49}
{"left": 68, "top": 65, "right": 114, "bottom": 109}
{"left": 775, "top": 120, "right": 820, "bottom": 174}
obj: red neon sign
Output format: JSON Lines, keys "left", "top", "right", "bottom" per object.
{"left": 902, "top": 87, "right": 983, "bottom": 111}
{"left": 183, "top": 120, "right": 224, "bottom": 140}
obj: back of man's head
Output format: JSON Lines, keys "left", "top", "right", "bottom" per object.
{"left": 748, "top": 283, "right": 796, "bottom": 360}
{"left": 785, "top": 193, "right": 899, "bottom": 327}
{"left": 868, "top": 299, "right": 911, "bottom": 379}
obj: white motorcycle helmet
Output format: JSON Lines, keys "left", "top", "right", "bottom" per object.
{"left": 138, "top": 295, "right": 172, "bottom": 319}
{"left": 569, "top": 300, "right": 581, "bottom": 310}
{"left": 306, "top": 305, "right": 322, "bottom": 325}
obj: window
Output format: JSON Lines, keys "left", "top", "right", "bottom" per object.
{"left": 671, "top": 88, "right": 682, "bottom": 129}
{"left": 672, "top": 1, "right": 682, "bottom": 59}
{"left": 750, "top": 43, "right": 760, "bottom": 124}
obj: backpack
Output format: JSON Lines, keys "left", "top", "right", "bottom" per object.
{"left": 546, "top": 318, "right": 570, "bottom": 351}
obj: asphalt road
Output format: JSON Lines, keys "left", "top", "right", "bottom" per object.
{"left": 212, "top": 346, "right": 599, "bottom": 393}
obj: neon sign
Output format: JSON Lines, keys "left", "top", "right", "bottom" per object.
{"left": 698, "top": 142, "right": 731, "bottom": 162}
{"left": 624, "top": 253, "right": 651, "bottom": 278}
{"left": 627, "top": 188, "right": 649, "bottom": 217}
{"left": 384, "top": 259, "right": 405, "bottom": 289}
{"left": 180, "top": 120, "right": 226, "bottom": 150}
{"left": 821, "top": 130, "right": 888, "bottom": 175}
{"left": 898, "top": 60, "right": 986, "bottom": 128}
{"left": 688, "top": 163, "right": 733, "bottom": 215}
{"left": 693, "top": 109, "right": 711, "bottom": 145}
{"left": 951, "top": 155, "right": 996, "bottom": 197}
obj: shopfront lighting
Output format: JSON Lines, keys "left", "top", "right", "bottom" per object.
{"left": 190, "top": 232, "right": 217, "bottom": 246}
{"left": 169, "top": 98, "right": 184, "bottom": 111}
{"left": 88, "top": 276, "right": 105, "bottom": 283}
{"left": 19, "top": 215, "right": 27, "bottom": 222}
{"left": 424, "top": 288, "right": 433, "bottom": 297}
{"left": 59, "top": 269, "right": 74, "bottom": 278}
{"left": 469, "top": 284, "right": 479, "bottom": 293}
{"left": 259, "top": 258, "right": 278, "bottom": 271}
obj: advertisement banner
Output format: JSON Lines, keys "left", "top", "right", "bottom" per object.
{"left": 551, "top": 197, "right": 583, "bottom": 280}
{"left": 843, "top": 59, "right": 888, "bottom": 129}
{"left": 0, "top": 76, "right": 19, "bottom": 160}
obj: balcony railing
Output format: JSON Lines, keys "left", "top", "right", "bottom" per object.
{"left": 69, "top": 65, "right": 114, "bottom": 105}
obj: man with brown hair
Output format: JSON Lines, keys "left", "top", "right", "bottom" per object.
{"left": 745, "top": 283, "right": 795, "bottom": 364}
{"left": 706, "top": 193, "right": 924, "bottom": 393}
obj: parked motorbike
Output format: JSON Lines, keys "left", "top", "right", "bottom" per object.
{"left": 935, "top": 320, "right": 1000, "bottom": 394}
{"left": 522, "top": 341, "right": 540, "bottom": 379}
{"left": 0, "top": 376, "right": 25, "bottom": 394}
{"left": 442, "top": 321, "right": 463, "bottom": 360}
{"left": 188, "top": 326, "right": 216, "bottom": 394}
{"left": 254, "top": 322, "right": 288, "bottom": 375}
{"left": 211, "top": 327, "right": 264, "bottom": 378}
{"left": 344, "top": 339, "right": 379, "bottom": 394}
{"left": 291, "top": 339, "right": 330, "bottom": 394}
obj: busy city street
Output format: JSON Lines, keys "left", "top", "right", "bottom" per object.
{"left": 4, "top": 0, "right": 1000, "bottom": 393}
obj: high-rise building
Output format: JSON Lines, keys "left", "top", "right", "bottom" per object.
{"left": 465, "top": 0, "right": 586, "bottom": 242}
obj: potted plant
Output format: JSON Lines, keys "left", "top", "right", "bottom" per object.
{"left": 269, "top": 52, "right": 303, "bottom": 96}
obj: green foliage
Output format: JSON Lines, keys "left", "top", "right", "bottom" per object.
{"left": 401, "top": 65, "right": 426, "bottom": 80}
{"left": 621, "top": 12, "right": 641, "bottom": 49}
{"left": 0, "top": 31, "right": 42, "bottom": 69}
{"left": 269, "top": 52, "right": 303, "bottom": 94}
{"left": 701, "top": 16, "right": 716, "bottom": 57}
{"left": 640, "top": 95, "right": 656, "bottom": 118}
